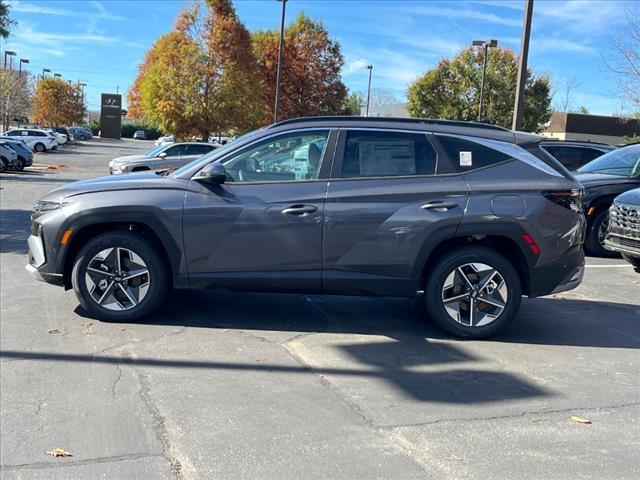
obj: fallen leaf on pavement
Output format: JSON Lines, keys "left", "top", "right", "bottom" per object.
{"left": 47, "top": 328, "right": 60, "bottom": 334}
{"left": 47, "top": 448, "right": 73, "bottom": 457}
{"left": 571, "top": 415, "right": 592, "bottom": 424}
{"left": 552, "top": 294, "right": 566, "bottom": 299}
{"left": 82, "top": 322, "right": 94, "bottom": 334}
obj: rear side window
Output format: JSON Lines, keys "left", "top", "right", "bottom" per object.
{"left": 437, "top": 135, "right": 514, "bottom": 171}
{"left": 186, "top": 144, "right": 215, "bottom": 155}
{"left": 341, "top": 130, "right": 436, "bottom": 178}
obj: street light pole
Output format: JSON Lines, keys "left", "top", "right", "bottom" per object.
{"left": 3, "top": 50, "right": 16, "bottom": 69}
{"left": 19, "top": 58, "right": 29, "bottom": 77}
{"left": 274, "top": 0, "right": 287, "bottom": 123}
{"left": 365, "top": 65, "right": 373, "bottom": 117}
{"left": 42, "top": 68, "right": 51, "bottom": 79}
{"left": 512, "top": 0, "right": 534, "bottom": 131}
{"left": 473, "top": 39, "right": 497, "bottom": 122}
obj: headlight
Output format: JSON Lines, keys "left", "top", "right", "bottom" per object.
{"left": 32, "top": 201, "right": 66, "bottom": 213}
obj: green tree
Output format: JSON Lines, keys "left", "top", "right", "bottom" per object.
{"left": 129, "top": 0, "right": 262, "bottom": 138}
{"left": 342, "top": 90, "right": 364, "bottom": 115}
{"left": 1, "top": 0, "right": 16, "bottom": 38}
{"left": 252, "top": 13, "right": 347, "bottom": 122}
{"left": 407, "top": 47, "right": 551, "bottom": 132}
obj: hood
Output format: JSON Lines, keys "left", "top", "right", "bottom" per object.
{"left": 110, "top": 154, "right": 150, "bottom": 164}
{"left": 574, "top": 172, "right": 636, "bottom": 186}
{"left": 40, "top": 172, "right": 185, "bottom": 202}
{"left": 615, "top": 188, "right": 640, "bottom": 206}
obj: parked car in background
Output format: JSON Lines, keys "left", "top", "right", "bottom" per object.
{"left": 605, "top": 188, "right": 640, "bottom": 271}
{"left": 109, "top": 142, "right": 217, "bottom": 174}
{"left": 45, "top": 129, "right": 67, "bottom": 145}
{"left": 155, "top": 135, "right": 174, "bottom": 146}
{"left": 0, "top": 142, "right": 20, "bottom": 171}
{"left": 539, "top": 140, "right": 614, "bottom": 171}
{"left": 133, "top": 130, "right": 146, "bottom": 140}
{"left": 29, "top": 116, "right": 586, "bottom": 339}
{"left": 575, "top": 143, "right": 640, "bottom": 256}
{"left": 2, "top": 129, "right": 57, "bottom": 153}
{"left": 0, "top": 137, "right": 33, "bottom": 170}
{"left": 68, "top": 127, "right": 92, "bottom": 141}
{"left": 54, "top": 127, "right": 73, "bottom": 143}
{"left": 208, "top": 135, "right": 233, "bottom": 147}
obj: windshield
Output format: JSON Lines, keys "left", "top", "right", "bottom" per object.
{"left": 171, "top": 128, "right": 262, "bottom": 177}
{"left": 577, "top": 145, "right": 640, "bottom": 177}
{"left": 144, "top": 145, "right": 166, "bottom": 157}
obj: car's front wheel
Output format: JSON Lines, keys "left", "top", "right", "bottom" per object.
{"left": 424, "top": 247, "right": 522, "bottom": 339}
{"left": 34, "top": 142, "right": 45, "bottom": 153}
{"left": 71, "top": 232, "right": 168, "bottom": 321}
{"left": 585, "top": 209, "right": 617, "bottom": 257}
{"left": 78, "top": 135, "right": 86, "bottom": 141}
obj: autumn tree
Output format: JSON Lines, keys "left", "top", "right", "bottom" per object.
{"left": 407, "top": 47, "right": 551, "bottom": 132}
{"left": 32, "top": 77, "right": 85, "bottom": 126}
{"left": 0, "top": 70, "right": 32, "bottom": 130}
{"left": 128, "top": 0, "right": 262, "bottom": 138}
{"left": 252, "top": 13, "right": 347, "bottom": 122}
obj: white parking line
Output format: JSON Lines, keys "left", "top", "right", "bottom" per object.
{"left": 585, "top": 264, "right": 633, "bottom": 268}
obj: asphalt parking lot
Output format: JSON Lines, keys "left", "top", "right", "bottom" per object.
{"left": 1, "top": 138, "right": 639, "bottom": 480}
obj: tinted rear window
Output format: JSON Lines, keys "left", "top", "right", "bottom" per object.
{"left": 341, "top": 130, "right": 437, "bottom": 178}
{"left": 437, "top": 135, "right": 512, "bottom": 171}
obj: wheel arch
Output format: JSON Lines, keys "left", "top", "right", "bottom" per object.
{"left": 417, "top": 230, "right": 532, "bottom": 296}
{"left": 59, "top": 212, "right": 181, "bottom": 290}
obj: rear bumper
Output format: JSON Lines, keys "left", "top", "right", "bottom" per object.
{"left": 528, "top": 246, "right": 585, "bottom": 297}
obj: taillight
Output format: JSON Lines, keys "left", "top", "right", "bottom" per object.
{"left": 543, "top": 189, "right": 583, "bottom": 213}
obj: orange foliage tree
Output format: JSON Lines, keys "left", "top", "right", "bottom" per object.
{"left": 32, "top": 77, "right": 85, "bottom": 126}
{"left": 252, "top": 13, "right": 347, "bottom": 122}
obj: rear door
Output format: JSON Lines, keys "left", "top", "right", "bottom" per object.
{"left": 322, "top": 128, "right": 469, "bottom": 296}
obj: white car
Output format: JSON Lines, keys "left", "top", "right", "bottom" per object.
{"left": 45, "top": 129, "right": 67, "bottom": 145}
{"left": 2, "top": 129, "right": 58, "bottom": 152}
{"left": 155, "top": 135, "right": 174, "bottom": 146}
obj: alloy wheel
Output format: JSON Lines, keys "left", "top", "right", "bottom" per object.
{"left": 597, "top": 213, "right": 609, "bottom": 246}
{"left": 84, "top": 247, "right": 150, "bottom": 311}
{"left": 441, "top": 263, "right": 508, "bottom": 327}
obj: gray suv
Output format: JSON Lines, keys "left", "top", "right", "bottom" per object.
{"left": 26, "top": 117, "right": 586, "bottom": 338}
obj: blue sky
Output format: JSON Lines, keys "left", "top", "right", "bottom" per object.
{"left": 1, "top": 0, "right": 635, "bottom": 115}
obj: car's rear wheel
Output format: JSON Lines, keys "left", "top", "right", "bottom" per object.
{"left": 14, "top": 158, "right": 25, "bottom": 171}
{"left": 424, "top": 247, "right": 522, "bottom": 339}
{"left": 34, "top": 142, "right": 45, "bottom": 153}
{"left": 71, "top": 232, "right": 168, "bottom": 321}
{"left": 585, "top": 209, "right": 617, "bottom": 257}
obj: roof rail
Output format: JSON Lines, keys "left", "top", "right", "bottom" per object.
{"left": 269, "top": 116, "right": 510, "bottom": 132}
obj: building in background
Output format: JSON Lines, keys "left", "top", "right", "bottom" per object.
{"left": 543, "top": 112, "right": 640, "bottom": 145}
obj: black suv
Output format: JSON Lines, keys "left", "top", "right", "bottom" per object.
{"left": 538, "top": 140, "right": 614, "bottom": 171}
{"left": 27, "top": 117, "right": 586, "bottom": 339}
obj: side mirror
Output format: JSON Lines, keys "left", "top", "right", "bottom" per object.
{"left": 196, "top": 162, "right": 226, "bottom": 184}
{"left": 158, "top": 152, "right": 167, "bottom": 158}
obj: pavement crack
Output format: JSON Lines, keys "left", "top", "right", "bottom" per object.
{"left": 1, "top": 453, "right": 165, "bottom": 471}
{"left": 135, "top": 371, "right": 185, "bottom": 480}
{"left": 376, "top": 401, "right": 640, "bottom": 429}
{"left": 110, "top": 361, "right": 124, "bottom": 400}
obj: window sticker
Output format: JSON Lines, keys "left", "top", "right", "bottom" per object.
{"left": 293, "top": 144, "right": 310, "bottom": 180}
{"left": 359, "top": 140, "right": 416, "bottom": 176}
{"left": 459, "top": 151, "right": 472, "bottom": 166}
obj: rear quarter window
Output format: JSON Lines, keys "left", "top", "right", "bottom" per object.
{"left": 436, "top": 135, "right": 512, "bottom": 171}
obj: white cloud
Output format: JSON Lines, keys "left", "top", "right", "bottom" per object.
{"left": 399, "top": 5, "right": 522, "bottom": 27}
{"left": 12, "top": 0, "right": 127, "bottom": 21}
{"left": 532, "top": 38, "right": 598, "bottom": 55}
{"left": 345, "top": 58, "right": 370, "bottom": 73}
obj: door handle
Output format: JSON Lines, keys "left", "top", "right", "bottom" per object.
{"left": 282, "top": 204, "right": 318, "bottom": 216}
{"left": 420, "top": 201, "right": 458, "bottom": 212}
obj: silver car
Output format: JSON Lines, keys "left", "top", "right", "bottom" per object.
{"left": 109, "top": 142, "right": 217, "bottom": 174}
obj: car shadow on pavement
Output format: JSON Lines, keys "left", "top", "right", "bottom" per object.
{"left": 1, "top": 172, "right": 79, "bottom": 184}
{"left": 0, "top": 209, "right": 31, "bottom": 253}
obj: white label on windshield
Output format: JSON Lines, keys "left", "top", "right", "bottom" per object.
{"left": 459, "top": 151, "right": 472, "bottom": 166}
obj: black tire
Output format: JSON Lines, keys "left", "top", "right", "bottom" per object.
{"left": 585, "top": 209, "right": 617, "bottom": 257}
{"left": 34, "top": 142, "right": 45, "bottom": 153}
{"left": 622, "top": 254, "right": 640, "bottom": 270}
{"left": 131, "top": 166, "right": 150, "bottom": 172}
{"left": 78, "top": 135, "right": 86, "bottom": 141}
{"left": 424, "top": 246, "right": 522, "bottom": 339}
{"left": 71, "top": 231, "right": 168, "bottom": 322}
{"left": 14, "top": 158, "right": 25, "bottom": 171}
{"left": 0, "top": 159, "right": 5, "bottom": 173}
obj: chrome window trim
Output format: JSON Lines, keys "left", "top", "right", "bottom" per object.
{"left": 439, "top": 133, "right": 564, "bottom": 177}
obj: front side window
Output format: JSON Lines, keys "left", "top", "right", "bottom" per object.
{"left": 186, "top": 144, "right": 215, "bottom": 155}
{"left": 340, "top": 130, "right": 436, "bottom": 178}
{"left": 163, "top": 145, "right": 186, "bottom": 157}
{"left": 222, "top": 130, "right": 329, "bottom": 183}
{"left": 577, "top": 145, "right": 640, "bottom": 177}
{"left": 6, "top": 130, "right": 19, "bottom": 136}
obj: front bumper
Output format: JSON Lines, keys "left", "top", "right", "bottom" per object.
{"left": 26, "top": 231, "right": 64, "bottom": 286}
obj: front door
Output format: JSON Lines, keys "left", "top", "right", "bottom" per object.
{"left": 182, "top": 129, "right": 335, "bottom": 292}
{"left": 322, "top": 128, "right": 469, "bottom": 296}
